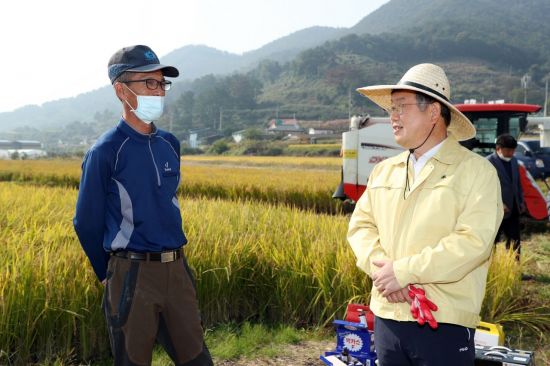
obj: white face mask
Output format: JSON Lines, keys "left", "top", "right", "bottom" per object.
{"left": 497, "top": 152, "right": 512, "bottom": 162}
{"left": 123, "top": 84, "right": 164, "bottom": 123}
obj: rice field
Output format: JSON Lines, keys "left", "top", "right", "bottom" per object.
{"left": 0, "top": 159, "right": 342, "bottom": 214}
{"left": 182, "top": 155, "right": 341, "bottom": 169}
{"left": 1, "top": 156, "right": 549, "bottom": 364}
{"left": 0, "top": 183, "right": 362, "bottom": 364}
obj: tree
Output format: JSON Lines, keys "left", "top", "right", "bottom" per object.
{"left": 242, "top": 128, "right": 263, "bottom": 140}
{"left": 208, "top": 140, "right": 229, "bottom": 155}
{"left": 172, "top": 91, "right": 195, "bottom": 135}
{"left": 255, "top": 60, "right": 282, "bottom": 84}
{"left": 224, "top": 74, "right": 262, "bottom": 109}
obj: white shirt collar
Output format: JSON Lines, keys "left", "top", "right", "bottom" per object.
{"left": 411, "top": 138, "right": 446, "bottom": 179}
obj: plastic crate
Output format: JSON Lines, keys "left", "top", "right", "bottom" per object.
{"left": 320, "top": 320, "right": 377, "bottom": 366}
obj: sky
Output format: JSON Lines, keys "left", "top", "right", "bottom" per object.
{"left": 0, "top": 0, "right": 389, "bottom": 113}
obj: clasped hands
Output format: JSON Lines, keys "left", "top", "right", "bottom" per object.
{"left": 372, "top": 259, "right": 409, "bottom": 303}
{"left": 372, "top": 259, "right": 438, "bottom": 329}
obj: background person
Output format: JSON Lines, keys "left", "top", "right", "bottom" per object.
{"left": 73, "top": 45, "right": 213, "bottom": 366}
{"left": 487, "top": 134, "right": 525, "bottom": 259}
{"left": 347, "top": 63, "right": 503, "bottom": 365}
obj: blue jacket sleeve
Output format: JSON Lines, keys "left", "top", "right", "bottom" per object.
{"left": 168, "top": 134, "right": 181, "bottom": 185}
{"left": 73, "top": 147, "right": 112, "bottom": 281}
{"left": 169, "top": 134, "right": 181, "bottom": 159}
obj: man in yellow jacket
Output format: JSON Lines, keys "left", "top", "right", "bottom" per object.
{"left": 348, "top": 63, "right": 503, "bottom": 365}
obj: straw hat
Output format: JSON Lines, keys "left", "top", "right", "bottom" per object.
{"left": 356, "top": 63, "right": 476, "bottom": 141}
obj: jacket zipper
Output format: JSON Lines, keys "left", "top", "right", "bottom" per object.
{"left": 148, "top": 137, "right": 161, "bottom": 187}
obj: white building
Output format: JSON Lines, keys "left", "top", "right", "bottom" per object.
{"left": 0, "top": 140, "right": 47, "bottom": 159}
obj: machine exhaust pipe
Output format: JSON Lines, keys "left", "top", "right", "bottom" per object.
{"left": 332, "top": 169, "right": 347, "bottom": 200}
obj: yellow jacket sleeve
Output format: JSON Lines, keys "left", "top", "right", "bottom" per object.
{"left": 347, "top": 177, "right": 389, "bottom": 277}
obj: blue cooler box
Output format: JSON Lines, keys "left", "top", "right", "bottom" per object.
{"left": 320, "top": 320, "right": 377, "bottom": 365}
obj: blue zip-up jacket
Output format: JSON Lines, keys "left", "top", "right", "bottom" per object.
{"left": 73, "top": 119, "right": 186, "bottom": 281}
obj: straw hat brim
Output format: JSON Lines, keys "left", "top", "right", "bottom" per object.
{"left": 357, "top": 85, "right": 476, "bottom": 141}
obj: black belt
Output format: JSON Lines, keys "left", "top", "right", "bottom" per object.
{"left": 111, "top": 248, "right": 183, "bottom": 263}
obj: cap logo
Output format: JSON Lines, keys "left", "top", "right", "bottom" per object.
{"left": 144, "top": 51, "right": 156, "bottom": 61}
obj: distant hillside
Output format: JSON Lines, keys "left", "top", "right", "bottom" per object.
{"left": 0, "top": 86, "right": 119, "bottom": 132}
{"left": 0, "top": 26, "right": 346, "bottom": 132}
{"left": 351, "top": 0, "right": 550, "bottom": 60}
{"left": 353, "top": 0, "right": 549, "bottom": 36}
{"left": 241, "top": 26, "right": 344, "bottom": 65}
{"left": 162, "top": 45, "right": 242, "bottom": 80}
{"left": 162, "top": 27, "right": 344, "bottom": 79}
{"left": 1, "top": 0, "right": 549, "bottom": 138}
{"left": 168, "top": 0, "right": 550, "bottom": 134}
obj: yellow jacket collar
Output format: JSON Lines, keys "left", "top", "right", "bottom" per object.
{"left": 390, "top": 134, "right": 462, "bottom": 166}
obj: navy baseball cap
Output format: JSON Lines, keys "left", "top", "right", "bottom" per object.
{"left": 496, "top": 134, "right": 518, "bottom": 148}
{"left": 108, "top": 45, "right": 179, "bottom": 84}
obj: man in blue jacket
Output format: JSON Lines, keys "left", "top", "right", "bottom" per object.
{"left": 487, "top": 134, "right": 525, "bottom": 259}
{"left": 73, "top": 45, "right": 213, "bottom": 366}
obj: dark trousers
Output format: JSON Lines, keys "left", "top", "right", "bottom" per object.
{"left": 374, "top": 316, "right": 475, "bottom": 366}
{"left": 495, "top": 206, "right": 521, "bottom": 258}
{"left": 103, "top": 254, "right": 213, "bottom": 366}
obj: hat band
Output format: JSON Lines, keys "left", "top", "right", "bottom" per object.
{"left": 399, "top": 81, "right": 449, "bottom": 102}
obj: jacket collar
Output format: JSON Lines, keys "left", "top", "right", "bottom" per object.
{"left": 117, "top": 118, "right": 158, "bottom": 142}
{"left": 391, "top": 134, "right": 462, "bottom": 166}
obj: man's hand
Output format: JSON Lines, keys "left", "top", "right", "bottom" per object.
{"left": 372, "top": 260, "right": 402, "bottom": 297}
{"left": 101, "top": 279, "right": 107, "bottom": 286}
{"left": 386, "top": 287, "right": 412, "bottom": 304}
{"left": 503, "top": 204, "right": 510, "bottom": 213}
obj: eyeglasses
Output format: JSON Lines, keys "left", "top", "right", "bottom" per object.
{"left": 385, "top": 102, "right": 432, "bottom": 115}
{"left": 122, "top": 79, "right": 172, "bottom": 91}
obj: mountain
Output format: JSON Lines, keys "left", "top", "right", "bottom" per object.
{"left": 162, "top": 27, "right": 344, "bottom": 79}
{"left": 0, "top": 86, "right": 119, "bottom": 132}
{"left": 173, "top": 0, "right": 550, "bottom": 132}
{"left": 0, "top": 26, "right": 346, "bottom": 132}
{"left": 252, "top": 0, "right": 550, "bottom": 122}
{"left": 161, "top": 45, "right": 242, "bottom": 80}
{"left": 241, "top": 26, "right": 344, "bottom": 65}
{"left": 350, "top": 0, "right": 550, "bottom": 58}
{"left": 1, "top": 0, "right": 549, "bottom": 136}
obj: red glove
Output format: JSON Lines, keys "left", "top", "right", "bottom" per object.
{"left": 408, "top": 285, "right": 438, "bottom": 329}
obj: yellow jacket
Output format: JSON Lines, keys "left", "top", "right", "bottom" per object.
{"left": 348, "top": 136, "right": 503, "bottom": 328}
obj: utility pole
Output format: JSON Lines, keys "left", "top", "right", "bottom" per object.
{"left": 219, "top": 107, "right": 223, "bottom": 131}
{"left": 545, "top": 78, "right": 549, "bottom": 117}
{"left": 211, "top": 107, "right": 216, "bottom": 129}
{"left": 348, "top": 87, "right": 352, "bottom": 120}
{"left": 521, "top": 73, "right": 531, "bottom": 104}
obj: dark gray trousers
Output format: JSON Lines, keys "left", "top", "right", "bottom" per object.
{"left": 374, "top": 316, "right": 475, "bottom": 366}
{"left": 103, "top": 254, "right": 213, "bottom": 366}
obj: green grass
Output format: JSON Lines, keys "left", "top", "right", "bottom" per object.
{"left": 36, "top": 323, "right": 328, "bottom": 365}
{"left": 285, "top": 144, "right": 341, "bottom": 156}
{"left": 206, "top": 323, "right": 305, "bottom": 360}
